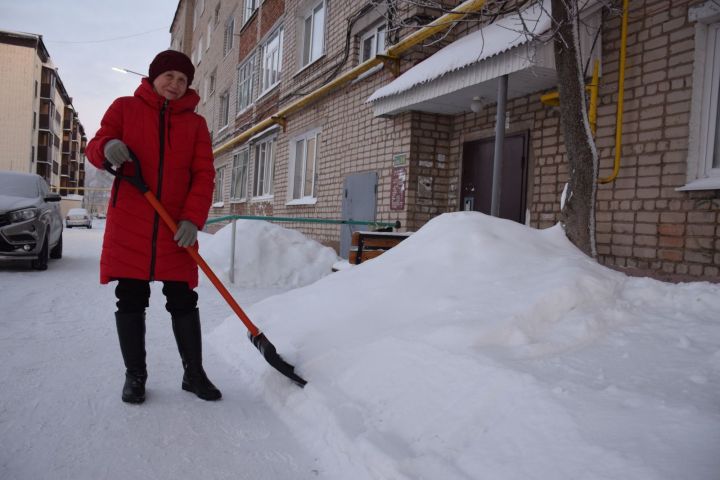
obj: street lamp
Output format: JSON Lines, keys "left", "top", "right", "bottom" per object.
{"left": 111, "top": 67, "right": 145, "bottom": 76}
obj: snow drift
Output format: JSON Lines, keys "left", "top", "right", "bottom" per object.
{"left": 209, "top": 212, "right": 720, "bottom": 479}
{"left": 199, "top": 220, "right": 338, "bottom": 288}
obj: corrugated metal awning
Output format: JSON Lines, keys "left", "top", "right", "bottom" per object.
{"left": 368, "top": 0, "right": 601, "bottom": 117}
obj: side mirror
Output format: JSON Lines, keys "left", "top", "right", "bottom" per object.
{"left": 45, "top": 193, "right": 62, "bottom": 202}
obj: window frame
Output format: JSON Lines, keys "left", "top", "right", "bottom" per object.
{"left": 683, "top": 4, "right": 720, "bottom": 190}
{"left": 252, "top": 136, "right": 276, "bottom": 199}
{"left": 287, "top": 128, "right": 321, "bottom": 203}
{"left": 301, "top": 1, "right": 326, "bottom": 68}
{"left": 218, "top": 90, "right": 230, "bottom": 130}
{"left": 260, "top": 27, "right": 284, "bottom": 95}
{"left": 213, "top": 166, "right": 225, "bottom": 204}
{"left": 236, "top": 53, "right": 256, "bottom": 113}
{"left": 243, "top": 0, "right": 258, "bottom": 25}
{"left": 360, "top": 22, "right": 387, "bottom": 63}
{"left": 223, "top": 15, "right": 235, "bottom": 57}
{"left": 230, "top": 149, "right": 250, "bottom": 201}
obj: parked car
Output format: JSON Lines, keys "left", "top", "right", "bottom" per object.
{"left": 0, "top": 171, "right": 63, "bottom": 270}
{"left": 66, "top": 207, "right": 92, "bottom": 228}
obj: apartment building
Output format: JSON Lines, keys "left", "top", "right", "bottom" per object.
{"left": 171, "top": 0, "right": 719, "bottom": 282}
{"left": 0, "top": 30, "right": 86, "bottom": 195}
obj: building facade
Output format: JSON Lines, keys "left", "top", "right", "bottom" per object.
{"left": 0, "top": 30, "right": 86, "bottom": 195}
{"left": 171, "top": 0, "right": 719, "bottom": 282}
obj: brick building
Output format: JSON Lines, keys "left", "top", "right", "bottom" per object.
{"left": 0, "top": 30, "right": 86, "bottom": 195}
{"left": 170, "top": 0, "right": 719, "bottom": 282}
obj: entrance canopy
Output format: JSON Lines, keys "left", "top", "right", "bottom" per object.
{"left": 367, "top": 0, "right": 601, "bottom": 116}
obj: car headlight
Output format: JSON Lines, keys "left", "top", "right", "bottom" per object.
{"left": 9, "top": 208, "right": 38, "bottom": 223}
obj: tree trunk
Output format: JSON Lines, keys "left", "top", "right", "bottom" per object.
{"left": 551, "top": 0, "right": 598, "bottom": 257}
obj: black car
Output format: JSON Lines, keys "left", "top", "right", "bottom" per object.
{"left": 0, "top": 171, "right": 63, "bottom": 270}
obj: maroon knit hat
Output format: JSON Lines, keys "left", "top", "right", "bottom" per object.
{"left": 148, "top": 50, "right": 195, "bottom": 86}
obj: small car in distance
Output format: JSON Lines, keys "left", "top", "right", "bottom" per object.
{"left": 0, "top": 171, "right": 63, "bottom": 270}
{"left": 66, "top": 208, "right": 92, "bottom": 228}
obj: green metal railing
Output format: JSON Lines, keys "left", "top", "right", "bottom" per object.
{"left": 206, "top": 215, "right": 400, "bottom": 229}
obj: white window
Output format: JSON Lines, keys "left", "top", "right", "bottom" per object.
{"left": 193, "top": 0, "right": 205, "bottom": 29}
{"left": 244, "top": 0, "right": 258, "bottom": 24}
{"left": 302, "top": 1, "right": 325, "bottom": 67}
{"left": 206, "top": 21, "right": 212, "bottom": 51}
{"left": 223, "top": 16, "right": 235, "bottom": 57}
{"left": 197, "top": 36, "right": 203, "bottom": 63}
{"left": 231, "top": 149, "right": 250, "bottom": 200}
{"left": 360, "top": 23, "right": 386, "bottom": 62}
{"left": 289, "top": 129, "right": 320, "bottom": 201}
{"left": 209, "top": 69, "right": 216, "bottom": 95}
{"left": 237, "top": 54, "right": 255, "bottom": 112}
{"left": 685, "top": 4, "right": 720, "bottom": 190}
{"left": 213, "top": 166, "right": 224, "bottom": 203}
{"left": 219, "top": 91, "right": 229, "bottom": 129}
{"left": 261, "top": 28, "right": 283, "bottom": 93}
{"left": 253, "top": 137, "right": 275, "bottom": 197}
{"left": 214, "top": 2, "right": 221, "bottom": 25}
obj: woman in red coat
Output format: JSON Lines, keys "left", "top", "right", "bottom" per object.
{"left": 86, "top": 50, "right": 220, "bottom": 404}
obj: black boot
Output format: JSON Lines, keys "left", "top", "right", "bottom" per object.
{"left": 115, "top": 312, "right": 148, "bottom": 404}
{"left": 171, "top": 309, "right": 221, "bottom": 401}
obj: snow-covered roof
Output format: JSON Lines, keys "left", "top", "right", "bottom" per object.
{"left": 367, "top": 0, "right": 552, "bottom": 103}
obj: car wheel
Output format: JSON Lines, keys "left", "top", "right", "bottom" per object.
{"left": 31, "top": 235, "right": 49, "bottom": 271}
{"left": 50, "top": 232, "right": 63, "bottom": 259}
{"left": 87, "top": 224, "right": 92, "bottom": 229}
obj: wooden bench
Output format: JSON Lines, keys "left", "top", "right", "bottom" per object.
{"left": 348, "top": 231, "right": 412, "bottom": 265}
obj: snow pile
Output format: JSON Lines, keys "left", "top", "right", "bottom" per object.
{"left": 199, "top": 220, "right": 339, "bottom": 288}
{"left": 209, "top": 212, "right": 720, "bottom": 479}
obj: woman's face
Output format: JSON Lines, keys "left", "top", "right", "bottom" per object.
{"left": 152, "top": 70, "right": 188, "bottom": 100}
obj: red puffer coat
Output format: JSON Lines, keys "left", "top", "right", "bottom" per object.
{"left": 86, "top": 79, "right": 215, "bottom": 288}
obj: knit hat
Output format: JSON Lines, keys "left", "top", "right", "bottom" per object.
{"left": 148, "top": 50, "right": 195, "bottom": 86}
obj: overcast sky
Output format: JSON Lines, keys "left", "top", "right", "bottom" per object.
{"left": 1, "top": 0, "right": 178, "bottom": 139}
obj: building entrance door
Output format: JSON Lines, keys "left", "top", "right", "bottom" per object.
{"left": 461, "top": 132, "right": 528, "bottom": 223}
{"left": 340, "top": 171, "right": 377, "bottom": 259}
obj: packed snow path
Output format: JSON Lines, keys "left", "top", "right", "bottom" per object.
{"left": 0, "top": 224, "right": 322, "bottom": 480}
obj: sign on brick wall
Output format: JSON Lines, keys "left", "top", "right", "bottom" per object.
{"left": 391, "top": 153, "right": 407, "bottom": 211}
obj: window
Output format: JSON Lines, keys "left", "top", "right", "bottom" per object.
{"left": 193, "top": 0, "right": 205, "bottom": 29}
{"left": 197, "top": 36, "right": 203, "bottom": 63}
{"left": 685, "top": 4, "right": 720, "bottom": 190}
{"left": 261, "top": 28, "right": 283, "bottom": 93}
{"left": 213, "top": 167, "right": 224, "bottom": 203}
{"left": 231, "top": 149, "right": 250, "bottom": 200}
{"left": 237, "top": 54, "right": 255, "bottom": 112}
{"left": 253, "top": 137, "right": 275, "bottom": 197}
{"left": 209, "top": 69, "right": 216, "bottom": 95}
{"left": 206, "top": 21, "right": 212, "bottom": 51}
{"left": 289, "top": 130, "right": 320, "bottom": 200}
{"left": 244, "top": 0, "right": 258, "bottom": 24}
{"left": 214, "top": 2, "right": 221, "bottom": 25}
{"left": 219, "top": 91, "right": 229, "bottom": 129}
{"left": 360, "top": 23, "right": 386, "bottom": 62}
{"left": 223, "top": 16, "right": 235, "bottom": 57}
{"left": 302, "top": 1, "right": 325, "bottom": 67}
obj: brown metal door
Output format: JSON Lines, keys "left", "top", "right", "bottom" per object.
{"left": 461, "top": 132, "right": 528, "bottom": 223}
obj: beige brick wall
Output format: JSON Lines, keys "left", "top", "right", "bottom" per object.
{"left": 0, "top": 43, "right": 41, "bottom": 173}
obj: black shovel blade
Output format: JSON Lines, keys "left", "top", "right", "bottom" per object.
{"left": 248, "top": 332, "right": 307, "bottom": 388}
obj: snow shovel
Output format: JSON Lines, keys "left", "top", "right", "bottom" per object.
{"left": 104, "top": 152, "right": 307, "bottom": 388}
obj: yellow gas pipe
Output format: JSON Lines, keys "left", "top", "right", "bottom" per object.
{"left": 599, "top": 0, "right": 629, "bottom": 183}
{"left": 212, "top": 0, "right": 489, "bottom": 157}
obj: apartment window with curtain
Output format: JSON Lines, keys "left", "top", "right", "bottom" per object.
{"left": 231, "top": 149, "right": 250, "bottom": 200}
{"left": 218, "top": 91, "right": 229, "bottom": 129}
{"left": 301, "top": 1, "right": 325, "bottom": 67}
{"left": 213, "top": 166, "right": 224, "bottom": 203}
{"left": 261, "top": 28, "right": 283, "bottom": 93}
{"left": 223, "top": 15, "right": 235, "bottom": 57}
{"left": 237, "top": 53, "right": 255, "bottom": 112}
{"left": 360, "top": 22, "right": 386, "bottom": 62}
{"left": 289, "top": 129, "right": 320, "bottom": 201}
{"left": 253, "top": 137, "right": 275, "bottom": 197}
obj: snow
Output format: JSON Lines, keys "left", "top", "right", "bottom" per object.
{"left": 1, "top": 213, "right": 719, "bottom": 479}
{"left": 367, "top": 0, "right": 552, "bottom": 102}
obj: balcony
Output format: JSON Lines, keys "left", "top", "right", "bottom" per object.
{"left": 36, "top": 145, "right": 52, "bottom": 164}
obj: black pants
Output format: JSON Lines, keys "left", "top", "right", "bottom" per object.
{"left": 115, "top": 278, "right": 198, "bottom": 317}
